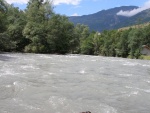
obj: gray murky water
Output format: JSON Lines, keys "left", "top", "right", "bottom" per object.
{"left": 0, "top": 53, "right": 150, "bottom": 113}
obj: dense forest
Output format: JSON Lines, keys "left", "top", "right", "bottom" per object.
{"left": 0, "top": 0, "right": 150, "bottom": 59}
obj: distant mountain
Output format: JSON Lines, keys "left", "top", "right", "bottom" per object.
{"left": 69, "top": 6, "right": 150, "bottom": 31}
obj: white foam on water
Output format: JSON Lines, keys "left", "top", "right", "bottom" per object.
{"left": 1, "top": 53, "right": 150, "bottom": 113}
{"left": 127, "top": 91, "right": 139, "bottom": 97}
{"left": 60, "top": 70, "right": 63, "bottom": 72}
{"left": 0, "top": 85, "right": 14, "bottom": 99}
{"left": 136, "top": 88, "right": 150, "bottom": 93}
{"left": 21, "top": 65, "right": 39, "bottom": 70}
{"left": 143, "top": 79, "right": 150, "bottom": 84}
{"left": 66, "top": 55, "right": 79, "bottom": 58}
{"left": 143, "top": 90, "right": 150, "bottom": 93}
{"left": 119, "top": 74, "right": 133, "bottom": 77}
{"left": 0, "top": 69, "right": 18, "bottom": 76}
{"left": 42, "top": 73, "right": 55, "bottom": 78}
{"left": 5, "top": 70, "right": 16, "bottom": 75}
{"left": 142, "top": 64, "right": 150, "bottom": 67}
{"left": 13, "top": 98, "right": 41, "bottom": 111}
{"left": 47, "top": 96, "right": 118, "bottom": 113}
{"left": 98, "top": 104, "right": 118, "bottom": 113}
{"left": 48, "top": 96, "right": 70, "bottom": 111}
{"left": 87, "top": 75, "right": 97, "bottom": 81}
{"left": 5, "top": 85, "right": 12, "bottom": 88}
{"left": 60, "top": 59, "right": 69, "bottom": 62}
{"left": 0, "top": 109, "right": 11, "bottom": 113}
{"left": 146, "top": 80, "right": 150, "bottom": 83}
{"left": 110, "top": 58, "right": 125, "bottom": 62}
{"left": 51, "top": 63, "right": 56, "bottom": 64}
{"left": 48, "top": 72, "right": 55, "bottom": 75}
{"left": 131, "top": 91, "right": 139, "bottom": 95}
{"left": 123, "top": 62, "right": 136, "bottom": 66}
{"left": 123, "top": 61, "right": 150, "bottom": 68}
{"left": 39, "top": 55, "right": 52, "bottom": 59}
{"left": 123, "top": 62, "right": 138, "bottom": 66}
{"left": 42, "top": 75, "right": 49, "bottom": 78}
{"left": 79, "top": 70, "right": 86, "bottom": 74}
{"left": 19, "top": 103, "right": 41, "bottom": 110}
{"left": 91, "top": 59, "right": 97, "bottom": 62}
{"left": 13, "top": 81, "right": 27, "bottom": 94}
{"left": 125, "top": 86, "right": 133, "bottom": 89}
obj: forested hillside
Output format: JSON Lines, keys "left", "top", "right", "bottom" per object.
{"left": 69, "top": 6, "right": 150, "bottom": 31}
{"left": 0, "top": 0, "right": 150, "bottom": 59}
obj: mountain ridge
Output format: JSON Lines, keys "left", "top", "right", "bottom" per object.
{"left": 69, "top": 6, "right": 150, "bottom": 31}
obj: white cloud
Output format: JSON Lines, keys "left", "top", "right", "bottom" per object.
{"left": 117, "top": 0, "right": 150, "bottom": 17}
{"left": 5, "top": 0, "right": 82, "bottom": 5}
{"left": 6, "top": 0, "right": 28, "bottom": 4}
{"left": 53, "top": 0, "right": 81, "bottom": 5}
{"left": 71, "top": 13, "right": 79, "bottom": 16}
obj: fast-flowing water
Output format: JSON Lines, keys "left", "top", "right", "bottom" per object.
{"left": 0, "top": 53, "right": 150, "bottom": 113}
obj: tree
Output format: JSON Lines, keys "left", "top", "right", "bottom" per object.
{"left": 71, "top": 24, "right": 90, "bottom": 53}
{"left": 93, "top": 32, "right": 103, "bottom": 55}
{"left": 117, "top": 29, "right": 130, "bottom": 57}
{"left": 0, "top": 0, "right": 7, "bottom": 32}
{"left": 128, "top": 28, "right": 144, "bottom": 58}
{"left": 47, "top": 14, "right": 74, "bottom": 54}
{"left": 81, "top": 33, "right": 94, "bottom": 55}
{"left": 23, "top": 0, "right": 54, "bottom": 53}
{"left": 143, "top": 24, "right": 150, "bottom": 47}
{"left": 24, "top": 0, "right": 75, "bottom": 54}
{"left": 0, "top": 0, "right": 14, "bottom": 52}
{"left": 100, "top": 30, "right": 117, "bottom": 56}
{"left": 7, "top": 5, "right": 29, "bottom": 51}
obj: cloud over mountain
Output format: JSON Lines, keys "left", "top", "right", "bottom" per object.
{"left": 117, "top": 0, "right": 150, "bottom": 17}
{"left": 71, "top": 13, "right": 79, "bottom": 16}
{"left": 5, "top": 0, "right": 81, "bottom": 5}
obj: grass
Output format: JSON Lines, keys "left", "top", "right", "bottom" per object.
{"left": 118, "top": 22, "right": 150, "bottom": 31}
{"left": 140, "top": 55, "right": 150, "bottom": 60}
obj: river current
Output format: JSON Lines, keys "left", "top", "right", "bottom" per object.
{"left": 0, "top": 53, "right": 150, "bottom": 113}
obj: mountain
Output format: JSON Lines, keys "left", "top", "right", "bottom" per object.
{"left": 69, "top": 6, "right": 150, "bottom": 31}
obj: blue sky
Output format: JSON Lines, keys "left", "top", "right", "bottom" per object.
{"left": 6, "top": 0, "right": 150, "bottom": 16}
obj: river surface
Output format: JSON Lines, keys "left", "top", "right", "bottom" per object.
{"left": 0, "top": 53, "right": 150, "bottom": 113}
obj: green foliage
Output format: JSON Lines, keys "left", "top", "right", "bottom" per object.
{"left": 23, "top": 0, "right": 54, "bottom": 53}
{"left": 23, "top": 0, "right": 75, "bottom": 54}
{"left": 71, "top": 24, "right": 90, "bottom": 53}
{"left": 128, "top": 29, "right": 144, "bottom": 58}
{"left": 79, "top": 26, "right": 150, "bottom": 59}
{"left": 81, "top": 33, "right": 94, "bottom": 55}
{"left": 47, "top": 14, "right": 74, "bottom": 54}
{"left": 0, "top": 0, "right": 7, "bottom": 32}
{"left": 1, "top": 0, "right": 150, "bottom": 60}
{"left": 140, "top": 55, "right": 150, "bottom": 60}
{"left": 7, "top": 5, "right": 29, "bottom": 51}
{"left": 116, "top": 29, "right": 130, "bottom": 57}
{"left": 0, "top": 0, "right": 14, "bottom": 52}
{"left": 0, "top": 33, "right": 15, "bottom": 51}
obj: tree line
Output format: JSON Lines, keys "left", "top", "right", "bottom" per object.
{"left": 0, "top": 0, "right": 150, "bottom": 59}
{"left": 81, "top": 26, "right": 150, "bottom": 59}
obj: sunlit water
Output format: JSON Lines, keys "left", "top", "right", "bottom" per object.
{"left": 0, "top": 53, "right": 150, "bottom": 113}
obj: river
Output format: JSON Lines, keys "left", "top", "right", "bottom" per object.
{"left": 0, "top": 53, "right": 150, "bottom": 113}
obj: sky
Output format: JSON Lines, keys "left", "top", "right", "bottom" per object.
{"left": 5, "top": 0, "right": 150, "bottom": 17}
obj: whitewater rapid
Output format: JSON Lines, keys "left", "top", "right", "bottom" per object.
{"left": 0, "top": 53, "right": 150, "bottom": 113}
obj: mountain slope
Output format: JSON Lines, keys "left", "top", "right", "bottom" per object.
{"left": 69, "top": 6, "right": 150, "bottom": 31}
